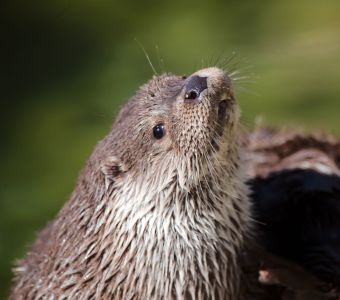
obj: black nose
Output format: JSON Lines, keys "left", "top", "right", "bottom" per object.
{"left": 184, "top": 75, "right": 207, "bottom": 100}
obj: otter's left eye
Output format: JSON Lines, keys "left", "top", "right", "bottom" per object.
{"left": 153, "top": 124, "right": 165, "bottom": 139}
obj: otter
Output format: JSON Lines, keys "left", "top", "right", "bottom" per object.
{"left": 246, "top": 127, "right": 340, "bottom": 299}
{"left": 9, "top": 67, "right": 251, "bottom": 300}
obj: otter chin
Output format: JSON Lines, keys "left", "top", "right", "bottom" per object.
{"left": 10, "top": 67, "right": 251, "bottom": 300}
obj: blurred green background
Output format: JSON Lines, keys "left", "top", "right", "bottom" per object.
{"left": 1, "top": 0, "right": 340, "bottom": 297}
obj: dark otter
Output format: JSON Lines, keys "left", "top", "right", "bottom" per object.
{"left": 10, "top": 67, "right": 251, "bottom": 299}
{"left": 246, "top": 127, "right": 340, "bottom": 299}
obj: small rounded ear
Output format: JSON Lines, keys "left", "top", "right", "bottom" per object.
{"left": 100, "top": 156, "right": 127, "bottom": 190}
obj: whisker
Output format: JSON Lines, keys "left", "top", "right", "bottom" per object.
{"left": 155, "top": 44, "right": 166, "bottom": 74}
{"left": 135, "top": 38, "right": 158, "bottom": 75}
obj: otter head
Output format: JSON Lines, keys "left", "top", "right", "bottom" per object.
{"left": 101, "top": 67, "right": 240, "bottom": 190}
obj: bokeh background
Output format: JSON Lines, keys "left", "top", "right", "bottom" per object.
{"left": 1, "top": 0, "right": 340, "bottom": 297}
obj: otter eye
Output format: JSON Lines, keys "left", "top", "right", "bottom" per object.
{"left": 185, "top": 89, "right": 198, "bottom": 100}
{"left": 153, "top": 124, "right": 165, "bottom": 139}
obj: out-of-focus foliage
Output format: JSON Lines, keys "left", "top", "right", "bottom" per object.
{"left": 1, "top": 0, "right": 340, "bottom": 297}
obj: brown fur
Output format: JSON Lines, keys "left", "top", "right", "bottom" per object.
{"left": 244, "top": 125, "right": 340, "bottom": 300}
{"left": 10, "top": 68, "right": 252, "bottom": 300}
{"left": 245, "top": 126, "right": 340, "bottom": 178}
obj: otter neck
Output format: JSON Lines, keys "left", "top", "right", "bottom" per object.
{"left": 80, "top": 144, "right": 250, "bottom": 300}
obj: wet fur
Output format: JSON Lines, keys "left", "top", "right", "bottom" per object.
{"left": 10, "top": 69, "right": 251, "bottom": 299}
{"left": 246, "top": 126, "right": 340, "bottom": 299}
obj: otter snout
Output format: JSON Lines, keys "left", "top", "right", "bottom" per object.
{"left": 181, "top": 67, "right": 234, "bottom": 126}
{"left": 183, "top": 67, "right": 233, "bottom": 105}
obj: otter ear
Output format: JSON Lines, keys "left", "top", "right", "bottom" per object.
{"left": 100, "top": 156, "right": 126, "bottom": 190}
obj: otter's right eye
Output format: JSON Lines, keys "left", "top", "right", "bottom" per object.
{"left": 153, "top": 124, "right": 165, "bottom": 139}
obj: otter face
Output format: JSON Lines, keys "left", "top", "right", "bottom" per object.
{"left": 108, "top": 67, "right": 239, "bottom": 177}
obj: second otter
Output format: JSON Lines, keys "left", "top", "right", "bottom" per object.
{"left": 10, "top": 68, "right": 251, "bottom": 300}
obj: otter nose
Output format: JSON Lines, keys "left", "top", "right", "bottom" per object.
{"left": 184, "top": 75, "right": 207, "bottom": 101}
{"left": 184, "top": 67, "right": 231, "bottom": 103}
